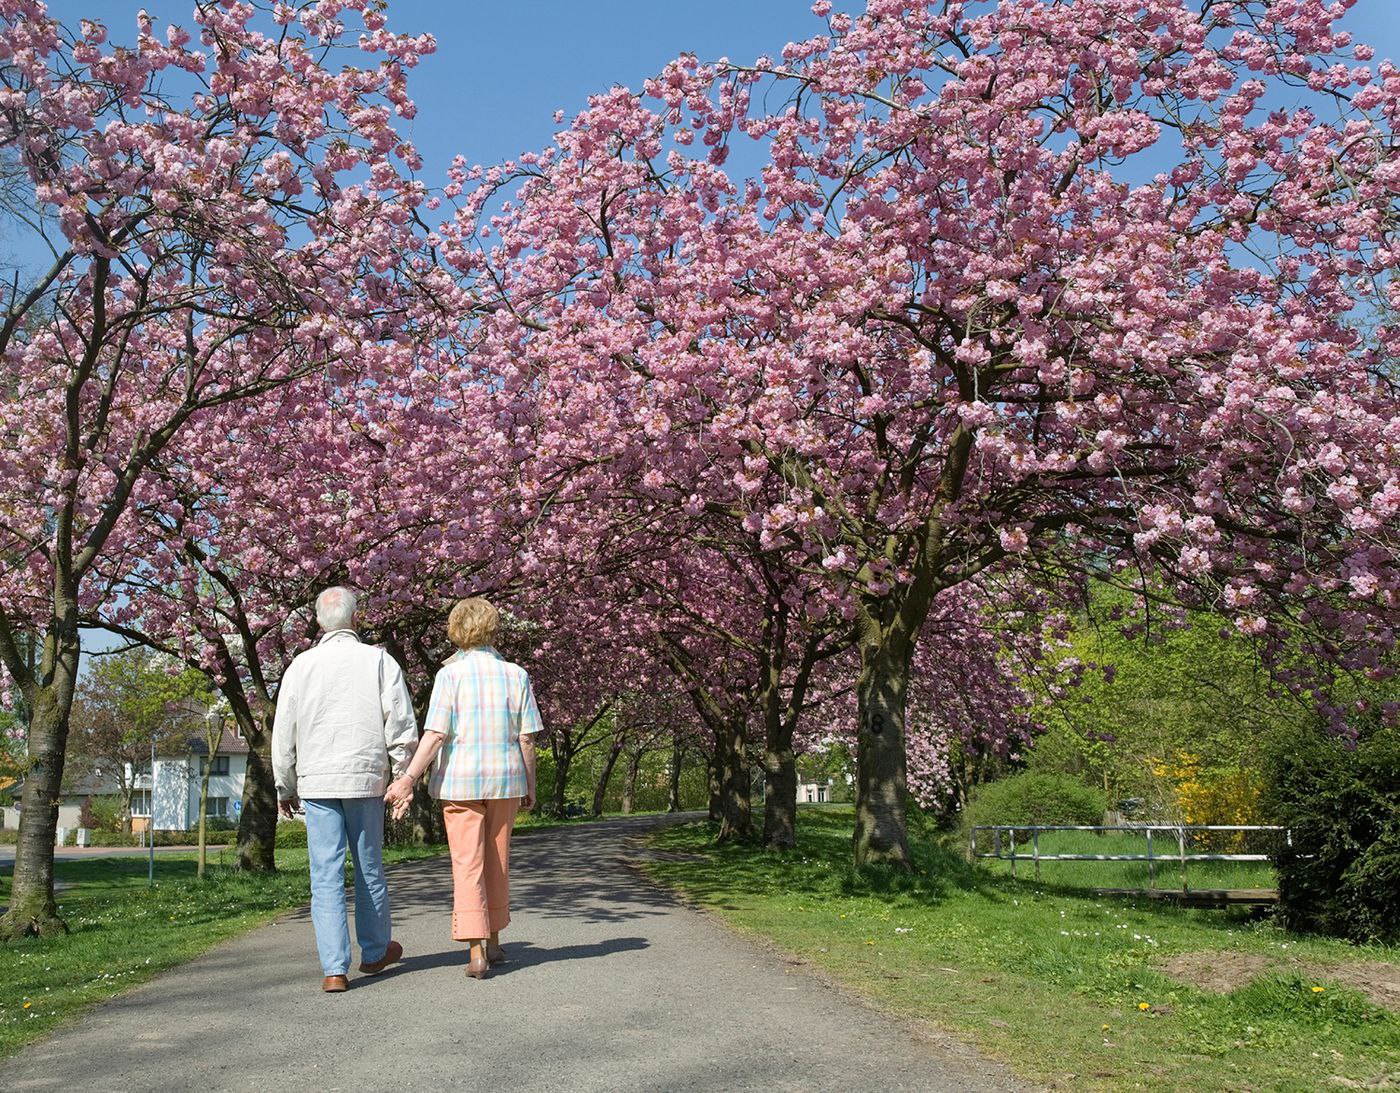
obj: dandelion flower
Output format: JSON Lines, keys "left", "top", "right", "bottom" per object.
{"left": 22, "top": 1002, "right": 30, "bottom": 1010}
{"left": 1101, "top": 1024, "right": 1111, "bottom": 1031}
{"left": 1311, "top": 986, "right": 1325, "bottom": 994}
{"left": 1138, "top": 1002, "right": 1151, "bottom": 1011}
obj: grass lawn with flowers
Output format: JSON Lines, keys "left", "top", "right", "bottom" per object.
{"left": 644, "top": 807, "right": 1400, "bottom": 1092}
{"left": 0, "top": 843, "right": 446, "bottom": 1058}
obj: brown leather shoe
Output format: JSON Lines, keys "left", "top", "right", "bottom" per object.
{"left": 466, "top": 952, "right": 489, "bottom": 980}
{"left": 358, "top": 939, "right": 403, "bottom": 976}
{"left": 486, "top": 943, "right": 507, "bottom": 965}
{"left": 322, "top": 975, "right": 349, "bottom": 993}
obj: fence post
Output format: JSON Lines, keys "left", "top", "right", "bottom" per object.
{"left": 1178, "top": 826, "right": 1188, "bottom": 891}
{"left": 1033, "top": 828, "right": 1041, "bottom": 882}
{"left": 1147, "top": 827, "right": 1155, "bottom": 889}
{"left": 1010, "top": 828, "right": 1017, "bottom": 879}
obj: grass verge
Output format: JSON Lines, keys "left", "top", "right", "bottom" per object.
{"left": 644, "top": 808, "right": 1400, "bottom": 1092}
{"left": 0, "top": 843, "right": 445, "bottom": 1058}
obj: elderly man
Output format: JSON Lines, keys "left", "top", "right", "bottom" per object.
{"left": 273, "top": 587, "right": 418, "bottom": 992}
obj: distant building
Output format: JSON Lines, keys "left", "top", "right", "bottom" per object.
{"left": 1, "top": 772, "right": 122, "bottom": 832}
{"left": 798, "top": 781, "right": 830, "bottom": 804}
{"left": 3, "top": 728, "right": 250, "bottom": 835}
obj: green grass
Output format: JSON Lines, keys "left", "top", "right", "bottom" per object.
{"left": 0, "top": 843, "right": 445, "bottom": 1058}
{"left": 969, "top": 828, "right": 1279, "bottom": 890}
{"left": 644, "top": 808, "right": 1400, "bottom": 1092}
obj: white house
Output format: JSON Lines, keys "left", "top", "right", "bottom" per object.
{"left": 131, "top": 727, "right": 250, "bottom": 832}
{"left": 798, "top": 781, "right": 830, "bottom": 804}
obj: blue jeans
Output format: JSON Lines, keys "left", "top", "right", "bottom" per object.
{"left": 303, "top": 797, "right": 392, "bottom": 976}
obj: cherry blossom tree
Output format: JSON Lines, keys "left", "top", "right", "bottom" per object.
{"left": 440, "top": 0, "right": 1399, "bottom": 868}
{"left": 0, "top": 0, "right": 434, "bottom": 934}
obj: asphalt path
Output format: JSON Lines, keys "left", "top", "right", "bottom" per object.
{"left": 0, "top": 814, "right": 1027, "bottom": 1092}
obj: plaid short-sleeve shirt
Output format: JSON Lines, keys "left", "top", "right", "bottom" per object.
{"left": 424, "top": 646, "right": 544, "bottom": 801}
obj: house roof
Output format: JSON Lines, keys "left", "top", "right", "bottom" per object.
{"left": 185, "top": 727, "right": 250, "bottom": 756}
{"left": 7, "top": 772, "right": 124, "bottom": 799}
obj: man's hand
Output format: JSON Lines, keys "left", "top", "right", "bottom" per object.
{"left": 278, "top": 796, "right": 300, "bottom": 819}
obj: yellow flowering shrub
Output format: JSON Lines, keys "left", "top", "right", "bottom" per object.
{"left": 1150, "top": 751, "right": 1263, "bottom": 850}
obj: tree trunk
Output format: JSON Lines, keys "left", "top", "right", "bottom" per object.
{"left": 706, "top": 751, "right": 722, "bottom": 822}
{"left": 550, "top": 749, "right": 572, "bottom": 818}
{"left": 762, "top": 742, "right": 798, "bottom": 851}
{"left": 408, "top": 781, "right": 444, "bottom": 844}
{"left": 235, "top": 720, "right": 277, "bottom": 872}
{"left": 621, "top": 750, "right": 643, "bottom": 816}
{"left": 0, "top": 633, "right": 80, "bottom": 940}
{"left": 197, "top": 760, "right": 211, "bottom": 878}
{"left": 714, "top": 715, "right": 752, "bottom": 843}
{"left": 592, "top": 735, "right": 624, "bottom": 817}
{"left": 668, "top": 731, "right": 683, "bottom": 813}
{"left": 853, "top": 637, "right": 913, "bottom": 869}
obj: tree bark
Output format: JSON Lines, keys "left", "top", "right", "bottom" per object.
{"left": 853, "top": 635, "right": 913, "bottom": 868}
{"left": 550, "top": 748, "right": 572, "bottom": 818}
{"left": 0, "top": 638, "right": 79, "bottom": 939}
{"left": 668, "top": 731, "right": 684, "bottom": 813}
{"left": 706, "top": 752, "right": 722, "bottom": 822}
{"left": 408, "top": 781, "right": 444, "bottom": 844}
{"left": 621, "top": 749, "right": 643, "bottom": 816}
{"left": 592, "top": 734, "right": 624, "bottom": 817}
{"left": 197, "top": 758, "right": 212, "bottom": 878}
{"left": 714, "top": 714, "right": 752, "bottom": 843}
{"left": 235, "top": 719, "right": 277, "bottom": 872}
{"left": 762, "top": 742, "right": 798, "bottom": 850}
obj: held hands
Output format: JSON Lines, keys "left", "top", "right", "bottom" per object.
{"left": 384, "top": 775, "right": 414, "bottom": 821}
{"left": 278, "top": 796, "right": 300, "bottom": 819}
{"left": 521, "top": 786, "right": 535, "bottom": 811}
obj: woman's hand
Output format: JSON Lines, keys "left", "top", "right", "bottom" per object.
{"left": 521, "top": 787, "right": 535, "bottom": 811}
{"left": 384, "top": 774, "right": 414, "bottom": 820}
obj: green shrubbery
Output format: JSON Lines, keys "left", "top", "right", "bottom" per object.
{"left": 1265, "top": 723, "right": 1400, "bottom": 944}
{"left": 84, "top": 795, "right": 126, "bottom": 833}
{"left": 964, "top": 771, "right": 1106, "bottom": 831}
{"left": 273, "top": 821, "right": 308, "bottom": 849}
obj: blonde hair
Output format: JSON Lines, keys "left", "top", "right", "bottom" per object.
{"left": 447, "top": 597, "right": 499, "bottom": 650}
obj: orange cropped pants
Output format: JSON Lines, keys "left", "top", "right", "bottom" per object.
{"left": 442, "top": 798, "right": 520, "bottom": 940}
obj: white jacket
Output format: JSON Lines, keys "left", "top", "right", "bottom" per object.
{"left": 272, "top": 630, "right": 418, "bottom": 799}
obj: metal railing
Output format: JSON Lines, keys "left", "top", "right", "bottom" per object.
{"left": 969, "top": 824, "right": 1290, "bottom": 887}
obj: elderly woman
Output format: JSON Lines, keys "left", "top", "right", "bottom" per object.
{"left": 385, "top": 597, "right": 542, "bottom": 979}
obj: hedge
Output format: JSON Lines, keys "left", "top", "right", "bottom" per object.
{"left": 1265, "top": 723, "right": 1400, "bottom": 944}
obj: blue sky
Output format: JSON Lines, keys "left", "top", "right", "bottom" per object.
{"left": 25, "top": 0, "right": 1400, "bottom": 189}
{"left": 368, "top": 0, "right": 1400, "bottom": 183}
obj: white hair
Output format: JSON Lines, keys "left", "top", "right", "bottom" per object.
{"left": 315, "top": 587, "right": 358, "bottom": 632}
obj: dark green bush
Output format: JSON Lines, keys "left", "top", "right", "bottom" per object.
{"left": 1264, "top": 723, "right": 1400, "bottom": 944}
{"left": 964, "top": 771, "right": 1106, "bottom": 830}
{"left": 274, "top": 821, "right": 308, "bottom": 849}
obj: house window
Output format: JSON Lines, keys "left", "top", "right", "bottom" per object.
{"left": 131, "top": 790, "right": 152, "bottom": 818}
{"left": 206, "top": 797, "right": 229, "bottom": 819}
{"left": 202, "top": 756, "right": 230, "bottom": 776}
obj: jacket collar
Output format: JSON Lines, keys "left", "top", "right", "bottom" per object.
{"left": 318, "top": 629, "right": 359, "bottom": 645}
